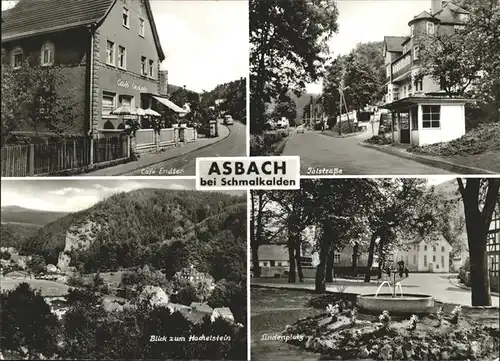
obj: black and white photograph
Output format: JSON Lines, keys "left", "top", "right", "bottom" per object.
{"left": 250, "top": 0, "right": 500, "bottom": 175}
{"left": 0, "top": 179, "right": 247, "bottom": 360}
{"left": 250, "top": 178, "right": 499, "bottom": 360}
{"left": 1, "top": 0, "right": 247, "bottom": 177}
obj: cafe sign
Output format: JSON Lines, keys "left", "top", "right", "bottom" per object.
{"left": 117, "top": 79, "right": 148, "bottom": 93}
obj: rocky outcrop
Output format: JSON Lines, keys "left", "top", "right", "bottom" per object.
{"left": 57, "top": 220, "right": 103, "bottom": 270}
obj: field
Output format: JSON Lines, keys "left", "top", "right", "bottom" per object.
{"left": 0, "top": 276, "right": 70, "bottom": 297}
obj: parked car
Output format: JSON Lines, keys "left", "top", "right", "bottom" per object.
{"left": 223, "top": 114, "right": 234, "bottom": 125}
{"left": 297, "top": 125, "right": 305, "bottom": 133}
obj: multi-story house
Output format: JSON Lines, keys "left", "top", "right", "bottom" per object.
{"left": 392, "top": 236, "right": 452, "bottom": 273}
{"left": 1, "top": 0, "right": 178, "bottom": 138}
{"left": 487, "top": 200, "right": 500, "bottom": 291}
{"left": 381, "top": 0, "right": 473, "bottom": 146}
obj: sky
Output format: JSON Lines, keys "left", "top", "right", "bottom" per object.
{"left": 1, "top": 179, "right": 244, "bottom": 213}
{"left": 306, "top": 0, "right": 432, "bottom": 94}
{"left": 2, "top": 0, "right": 248, "bottom": 93}
{"left": 150, "top": 0, "right": 248, "bottom": 92}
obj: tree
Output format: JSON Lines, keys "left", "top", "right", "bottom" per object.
{"left": 250, "top": 0, "right": 339, "bottom": 133}
{"left": 417, "top": 30, "right": 481, "bottom": 97}
{"left": 0, "top": 283, "right": 60, "bottom": 359}
{"left": 272, "top": 93, "right": 297, "bottom": 124}
{"left": 27, "top": 254, "right": 46, "bottom": 274}
{"left": 1, "top": 61, "right": 81, "bottom": 144}
{"left": 250, "top": 190, "right": 271, "bottom": 278}
{"left": 457, "top": 178, "right": 500, "bottom": 306}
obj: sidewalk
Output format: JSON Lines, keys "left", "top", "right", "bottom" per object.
{"left": 83, "top": 124, "right": 230, "bottom": 176}
{"left": 361, "top": 142, "right": 497, "bottom": 174}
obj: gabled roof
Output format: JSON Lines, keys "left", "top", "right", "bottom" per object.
{"left": 258, "top": 244, "right": 288, "bottom": 261}
{"left": 1, "top": 0, "right": 165, "bottom": 61}
{"left": 383, "top": 36, "right": 408, "bottom": 53}
{"left": 190, "top": 302, "right": 213, "bottom": 313}
{"left": 433, "top": 4, "right": 469, "bottom": 25}
{"left": 213, "top": 307, "right": 233, "bottom": 317}
{"left": 1, "top": 0, "right": 114, "bottom": 42}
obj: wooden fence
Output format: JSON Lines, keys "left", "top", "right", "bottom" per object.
{"left": 1, "top": 135, "right": 129, "bottom": 177}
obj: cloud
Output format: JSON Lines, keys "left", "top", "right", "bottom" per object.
{"left": 50, "top": 187, "right": 84, "bottom": 196}
{"left": 168, "top": 183, "right": 188, "bottom": 190}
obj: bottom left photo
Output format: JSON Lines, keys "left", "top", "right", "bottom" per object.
{"left": 0, "top": 178, "right": 247, "bottom": 361}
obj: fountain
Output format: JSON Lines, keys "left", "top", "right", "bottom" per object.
{"left": 356, "top": 265, "right": 434, "bottom": 314}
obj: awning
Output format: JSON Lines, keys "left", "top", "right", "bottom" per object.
{"left": 381, "top": 96, "right": 474, "bottom": 111}
{"left": 153, "top": 96, "right": 187, "bottom": 114}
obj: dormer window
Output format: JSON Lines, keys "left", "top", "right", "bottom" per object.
{"left": 122, "top": 7, "right": 130, "bottom": 28}
{"left": 427, "top": 22, "right": 435, "bottom": 35}
{"left": 11, "top": 47, "right": 23, "bottom": 69}
{"left": 40, "top": 42, "right": 55, "bottom": 66}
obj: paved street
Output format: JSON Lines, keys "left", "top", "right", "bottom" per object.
{"left": 284, "top": 127, "right": 452, "bottom": 175}
{"left": 84, "top": 120, "right": 245, "bottom": 176}
{"left": 252, "top": 273, "right": 499, "bottom": 307}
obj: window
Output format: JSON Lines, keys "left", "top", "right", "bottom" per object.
{"left": 422, "top": 105, "right": 440, "bottom": 128}
{"left": 427, "top": 22, "right": 435, "bottom": 35}
{"left": 141, "top": 56, "right": 147, "bottom": 75}
{"left": 12, "top": 47, "right": 24, "bottom": 68}
{"left": 122, "top": 7, "right": 130, "bottom": 28}
{"left": 424, "top": 245, "right": 428, "bottom": 251}
{"left": 441, "top": 246, "right": 445, "bottom": 252}
{"left": 139, "top": 18, "right": 145, "bottom": 37}
{"left": 118, "top": 46, "right": 126, "bottom": 69}
{"left": 414, "top": 78, "right": 423, "bottom": 92}
{"left": 40, "top": 42, "right": 55, "bottom": 66}
{"left": 441, "top": 255, "right": 445, "bottom": 267}
{"left": 413, "top": 46, "right": 419, "bottom": 60}
{"left": 102, "top": 92, "right": 116, "bottom": 116}
{"left": 424, "top": 255, "right": 427, "bottom": 267}
{"left": 433, "top": 246, "right": 436, "bottom": 252}
{"left": 411, "top": 24, "right": 414, "bottom": 37}
{"left": 148, "top": 59, "right": 154, "bottom": 77}
{"left": 413, "top": 255, "right": 417, "bottom": 264}
{"left": 106, "top": 41, "right": 115, "bottom": 65}
{"left": 334, "top": 254, "right": 340, "bottom": 263}
{"left": 119, "top": 95, "right": 133, "bottom": 107}
{"left": 433, "top": 255, "right": 436, "bottom": 262}
{"left": 270, "top": 261, "right": 275, "bottom": 267}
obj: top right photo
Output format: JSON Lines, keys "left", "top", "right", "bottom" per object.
{"left": 249, "top": 0, "right": 500, "bottom": 176}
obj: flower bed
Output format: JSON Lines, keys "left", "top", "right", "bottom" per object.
{"left": 282, "top": 300, "right": 499, "bottom": 360}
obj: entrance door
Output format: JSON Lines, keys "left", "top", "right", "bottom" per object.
{"left": 399, "top": 112, "right": 410, "bottom": 143}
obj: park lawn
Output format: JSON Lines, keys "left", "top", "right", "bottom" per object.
{"left": 251, "top": 286, "right": 323, "bottom": 361}
{"left": 0, "top": 276, "right": 70, "bottom": 297}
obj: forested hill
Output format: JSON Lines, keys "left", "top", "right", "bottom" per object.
{"left": 201, "top": 78, "right": 246, "bottom": 122}
{"left": 21, "top": 189, "right": 246, "bottom": 276}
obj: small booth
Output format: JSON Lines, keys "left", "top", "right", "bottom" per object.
{"left": 382, "top": 96, "right": 473, "bottom": 146}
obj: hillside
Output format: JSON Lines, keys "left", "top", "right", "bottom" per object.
{"left": 0, "top": 222, "right": 40, "bottom": 248}
{"left": 1, "top": 206, "right": 68, "bottom": 226}
{"left": 21, "top": 189, "right": 246, "bottom": 279}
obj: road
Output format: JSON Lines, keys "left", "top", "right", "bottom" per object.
{"left": 283, "top": 127, "right": 452, "bottom": 175}
{"left": 124, "top": 120, "right": 246, "bottom": 175}
{"left": 252, "top": 273, "right": 499, "bottom": 307}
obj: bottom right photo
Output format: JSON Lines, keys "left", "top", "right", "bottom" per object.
{"left": 250, "top": 177, "right": 500, "bottom": 360}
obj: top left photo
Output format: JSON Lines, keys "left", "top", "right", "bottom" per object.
{"left": 1, "top": 0, "right": 247, "bottom": 177}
